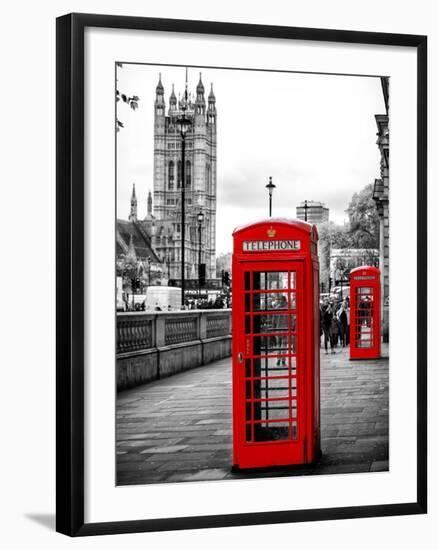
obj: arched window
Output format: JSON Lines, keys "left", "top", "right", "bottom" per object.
{"left": 186, "top": 160, "right": 191, "bottom": 188}
{"left": 177, "top": 161, "right": 182, "bottom": 189}
{"left": 168, "top": 161, "right": 174, "bottom": 190}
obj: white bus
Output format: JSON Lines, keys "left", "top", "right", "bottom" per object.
{"left": 144, "top": 286, "right": 182, "bottom": 311}
{"left": 116, "top": 276, "right": 127, "bottom": 311}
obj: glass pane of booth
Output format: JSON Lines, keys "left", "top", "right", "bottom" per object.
{"left": 253, "top": 292, "right": 288, "bottom": 311}
{"left": 253, "top": 335, "right": 289, "bottom": 356}
{"left": 254, "top": 271, "right": 289, "bottom": 291}
{"left": 354, "top": 287, "right": 374, "bottom": 348}
{"left": 243, "top": 268, "right": 300, "bottom": 443}
{"left": 251, "top": 313, "right": 292, "bottom": 333}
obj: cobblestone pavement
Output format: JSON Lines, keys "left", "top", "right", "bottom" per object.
{"left": 117, "top": 344, "right": 389, "bottom": 485}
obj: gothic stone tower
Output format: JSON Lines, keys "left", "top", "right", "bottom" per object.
{"left": 152, "top": 72, "right": 217, "bottom": 281}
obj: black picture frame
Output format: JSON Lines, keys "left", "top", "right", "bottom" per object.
{"left": 56, "top": 12, "right": 427, "bottom": 536}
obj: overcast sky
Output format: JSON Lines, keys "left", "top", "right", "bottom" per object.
{"left": 116, "top": 64, "right": 386, "bottom": 255}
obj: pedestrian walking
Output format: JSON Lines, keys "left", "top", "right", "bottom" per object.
{"left": 321, "top": 300, "right": 334, "bottom": 354}
{"left": 337, "top": 302, "right": 348, "bottom": 348}
{"left": 329, "top": 303, "right": 339, "bottom": 353}
{"left": 344, "top": 299, "right": 350, "bottom": 345}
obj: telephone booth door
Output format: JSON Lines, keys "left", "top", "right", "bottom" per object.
{"left": 350, "top": 266, "right": 381, "bottom": 360}
{"left": 233, "top": 261, "right": 306, "bottom": 468}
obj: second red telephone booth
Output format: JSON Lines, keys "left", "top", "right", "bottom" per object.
{"left": 349, "top": 266, "right": 381, "bottom": 360}
{"left": 232, "top": 218, "right": 320, "bottom": 469}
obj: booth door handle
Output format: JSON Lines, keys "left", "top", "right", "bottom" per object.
{"left": 237, "top": 352, "right": 244, "bottom": 364}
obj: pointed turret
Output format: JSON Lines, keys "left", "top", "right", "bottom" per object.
{"left": 169, "top": 83, "right": 177, "bottom": 114}
{"left": 207, "top": 83, "right": 216, "bottom": 125}
{"left": 208, "top": 82, "right": 216, "bottom": 103}
{"left": 155, "top": 73, "right": 164, "bottom": 96}
{"left": 196, "top": 72, "right": 205, "bottom": 95}
{"left": 154, "top": 73, "right": 165, "bottom": 118}
{"left": 195, "top": 72, "right": 206, "bottom": 116}
{"left": 147, "top": 190, "right": 153, "bottom": 216}
{"left": 129, "top": 183, "right": 137, "bottom": 222}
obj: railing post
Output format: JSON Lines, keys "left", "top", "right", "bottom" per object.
{"left": 199, "top": 311, "right": 206, "bottom": 365}
{"left": 199, "top": 311, "right": 207, "bottom": 340}
{"left": 156, "top": 314, "right": 166, "bottom": 347}
{"left": 155, "top": 314, "right": 166, "bottom": 380}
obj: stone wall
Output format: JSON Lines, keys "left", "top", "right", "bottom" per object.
{"left": 117, "top": 310, "right": 231, "bottom": 391}
{"left": 373, "top": 78, "right": 389, "bottom": 343}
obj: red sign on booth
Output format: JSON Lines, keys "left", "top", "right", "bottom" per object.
{"left": 349, "top": 266, "right": 381, "bottom": 360}
{"left": 232, "top": 219, "right": 320, "bottom": 469}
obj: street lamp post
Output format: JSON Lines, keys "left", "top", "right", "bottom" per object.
{"left": 304, "top": 199, "right": 309, "bottom": 222}
{"left": 122, "top": 262, "right": 138, "bottom": 311}
{"left": 265, "top": 176, "right": 276, "bottom": 217}
{"left": 147, "top": 257, "right": 151, "bottom": 286}
{"left": 328, "top": 225, "right": 333, "bottom": 294}
{"left": 197, "top": 209, "right": 204, "bottom": 299}
{"left": 176, "top": 92, "right": 192, "bottom": 308}
{"left": 165, "top": 253, "right": 171, "bottom": 281}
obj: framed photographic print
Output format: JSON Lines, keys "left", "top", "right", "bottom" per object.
{"left": 56, "top": 13, "right": 427, "bottom": 536}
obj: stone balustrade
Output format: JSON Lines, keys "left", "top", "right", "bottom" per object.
{"left": 117, "top": 310, "right": 232, "bottom": 391}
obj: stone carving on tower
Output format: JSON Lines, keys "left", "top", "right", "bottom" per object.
{"left": 151, "top": 71, "right": 217, "bottom": 281}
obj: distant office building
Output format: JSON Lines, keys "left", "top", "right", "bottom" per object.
{"left": 296, "top": 201, "right": 329, "bottom": 225}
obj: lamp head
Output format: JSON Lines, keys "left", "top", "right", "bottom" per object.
{"left": 265, "top": 176, "right": 276, "bottom": 196}
{"left": 177, "top": 113, "right": 192, "bottom": 136}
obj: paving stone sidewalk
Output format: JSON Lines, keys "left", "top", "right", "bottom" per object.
{"left": 117, "top": 344, "right": 389, "bottom": 485}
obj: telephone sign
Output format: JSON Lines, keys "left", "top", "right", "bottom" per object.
{"left": 242, "top": 240, "right": 301, "bottom": 252}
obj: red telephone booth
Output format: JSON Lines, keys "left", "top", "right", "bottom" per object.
{"left": 349, "top": 266, "right": 381, "bottom": 360}
{"left": 232, "top": 219, "right": 320, "bottom": 469}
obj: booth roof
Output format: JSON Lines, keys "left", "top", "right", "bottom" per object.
{"left": 233, "top": 217, "right": 316, "bottom": 236}
{"left": 350, "top": 265, "right": 380, "bottom": 275}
